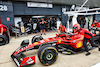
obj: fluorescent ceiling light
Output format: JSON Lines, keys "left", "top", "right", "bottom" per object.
{"left": 32, "top": 16, "right": 45, "bottom": 18}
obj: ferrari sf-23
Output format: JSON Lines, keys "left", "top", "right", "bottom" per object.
{"left": 11, "top": 33, "right": 100, "bottom": 67}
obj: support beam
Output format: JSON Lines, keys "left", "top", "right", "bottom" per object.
{"left": 64, "top": 8, "right": 100, "bottom": 14}
{"left": 78, "top": 0, "right": 88, "bottom": 11}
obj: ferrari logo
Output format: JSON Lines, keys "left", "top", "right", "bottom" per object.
{"left": 58, "top": 40, "right": 61, "bottom": 43}
{"left": 93, "top": 24, "right": 95, "bottom": 26}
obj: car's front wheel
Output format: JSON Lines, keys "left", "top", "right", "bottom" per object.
{"left": 38, "top": 45, "right": 58, "bottom": 66}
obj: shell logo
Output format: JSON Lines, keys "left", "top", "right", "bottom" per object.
{"left": 20, "top": 58, "right": 23, "bottom": 61}
{"left": 58, "top": 40, "right": 61, "bottom": 43}
{"left": 77, "top": 41, "right": 83, "bottom": 48}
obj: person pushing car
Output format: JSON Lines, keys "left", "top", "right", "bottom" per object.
{"left": 58, "top": 23, "right": 67, "bottom": 34}
{"left": 72, "top": 23, "right": 99, "bottom": 56}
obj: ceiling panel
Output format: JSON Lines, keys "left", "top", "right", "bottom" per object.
{"left": 12, "top": 0, "right": 100, "bottom": 7}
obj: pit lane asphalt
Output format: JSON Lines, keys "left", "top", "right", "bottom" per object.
{"left": 0, "top": 31, "right": 100, "bottom": 67}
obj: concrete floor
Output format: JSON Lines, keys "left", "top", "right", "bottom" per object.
{"left": 0, "top": 31, "right": 100, "bottom": 67}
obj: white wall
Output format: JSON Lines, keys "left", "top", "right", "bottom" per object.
{"left": 57, "top": 18, "right": 61, "bottom": 29}
{"left": 14, "top": 17, "right": 22, "bottom": 27}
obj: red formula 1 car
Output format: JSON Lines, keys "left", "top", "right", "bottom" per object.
{"left": 11, "top": 33, "right": 100, "bottom": 67}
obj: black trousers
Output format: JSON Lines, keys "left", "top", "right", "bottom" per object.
{"left": 83, "top": 34, "right": 98, "bottom": 52}
{"left": 88, "top": 23, "right": 90, "bottom": 31}
{"left": 3, "top": 31, "right": 9, "bottom": 43}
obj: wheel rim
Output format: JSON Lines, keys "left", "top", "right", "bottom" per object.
{"left": 39, "top": 47, "right": 58, "bottom": 66}
{"left": 46, "top": 53, "right": 53, "bottom": 60}
{"left": 0, "top": 38, "right": 4, "bottom": 43}
{"left": 95, "top": 41, "right": 99, "bottom": 44}
{"left": 43, "top": 50, "right": 56, "bottom": 63}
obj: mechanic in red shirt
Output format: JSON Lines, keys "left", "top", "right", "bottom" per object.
{"left": 91, "top": 20, "right": 98, "bottom": 27}
{"left": 72, "top": 23, "right": 99, "bottom": 56}
{"left": 0, "top": 24, "right": 9, "bottom": 43}
{"left": 98, "top": 22, "right": 100, "bottom": 27}
{"left": 91, "top": 20, "right": 100, "bottom": 34}
{"left": 0, "top": 24, "right": 7, "bottom": 33}
{"left": 97, "top": 22, "right": 100, "bottom": 34}
{"left": 58, "top": 23, "right": 67, "bottom": 34}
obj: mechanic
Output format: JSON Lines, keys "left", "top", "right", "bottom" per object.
{"left": 91, "top": 20, "right": 98, "bottom": 27}
{"left": 97, "top": 22, "right": 100, "bottom": 34}
{"left": 72, "top": 23, "right": 99, "bottom": 56}
{"left": 90, "top": 20, "right": 99, "bottom": 34}
{"left": 39, "top": 18, "right": 47, "bottom": 35}
{"left": 87, "top": 18, "right": 90, "bottom": 31}
{"left": 0, "top": 24, "right": 10, "bottom": 43}
{"left": 58, "top": 23, "right": 67, "bottom": 34}
{"left": 48, "top": 17, "right": 53, "bottom": 30}
{"left": 52, "top": 18, "right": 57, "bottom": 29}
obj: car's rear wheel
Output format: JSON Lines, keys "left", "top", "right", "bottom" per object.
{"left": 0, "top": 35, "right": 7, "bottom": 46}
{"left": 31, "top": 35, "right": 43, "bottom": 43}
{"left": 38, "top": 45, "right": 58, "bottom": 66}
{"left": 94, "top": 40, "right": 100, "bottom": 45}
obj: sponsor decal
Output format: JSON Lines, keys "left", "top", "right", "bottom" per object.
{"left": 20, "top": 58, "right": 23, "bottom": 61}
{"left": 62, "top": 51, "right": 71, "bottom": 54}
{"left": 26, "top": 58, "right": 34, "bottom": 64}
{"left": 34, "top": 42, "right": 38, "bottom": 45}
{"left": 14, "top": 58, "right": 20, "bottom": 66}
{"left": 44, "top": 39, "right": 49, "bottom": 41}
{"left": 67, "top": 52, "right": 71, "bottom": 54}
{"left": 40, "top": 40, "right": 45, "bottom": 43}
{"left": 16, "top": 44, "right": 34, "bottom": 54}
{"left": 58, "top": 40, "right": 61, "bottom": 43}
{"left": 40, "top": 37, "right": 43, "bottom": 39}
{"left": 52, "top": 43, "right": 56, "bottom": 46}
{"left": 44, "top": 39, "right": 47, "bottom": 41}
{"left": 62, "top": 51, "right": 68, "bottom": 54}
{"left": 77, "top": 41, "right": 83, "bottom": 48}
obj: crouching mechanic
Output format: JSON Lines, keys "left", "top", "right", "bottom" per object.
{"left": 0, "top": 24, "right": 10, "bottom": 43}
{"left": 58, "top": 23, "right": 67, "bottom": 34}
{"left": 72, "top": 23, "right": 99, "bottom": 56}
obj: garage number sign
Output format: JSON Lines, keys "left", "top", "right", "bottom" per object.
{"left": 0, "top": 5, "right": 8, "bottom": 11}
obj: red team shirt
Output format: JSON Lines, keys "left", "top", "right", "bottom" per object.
{"left": 0, "top": 24, "right": 7, "bottom": 33}
{"left": 78, "top": 28, "right": 93, "bottom": 39}
{"left": 97, "top": 23, "right": 100, "bottom": 27}
{"left": 59, "top": 26, "right": 66, "bottom": 33}
{"left": 91, "top": 22, "right": 98, "bottom": 27}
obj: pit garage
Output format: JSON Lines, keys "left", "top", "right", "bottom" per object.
{"left": 0, "top": 0, "right": 100, "bottom": 67}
